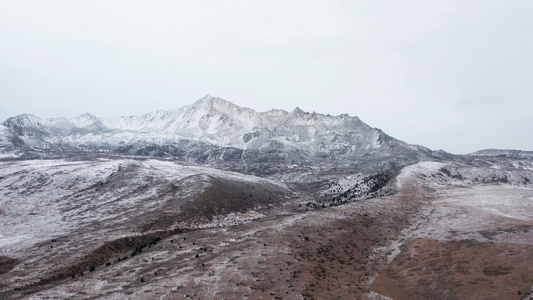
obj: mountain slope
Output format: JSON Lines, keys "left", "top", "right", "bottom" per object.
{"left": 0, "top": 125, "right": 27, "bottom": 158}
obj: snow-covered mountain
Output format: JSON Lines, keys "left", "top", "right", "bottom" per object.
{"left": 2, "top": 95, "right": 437, "bottom": 168}
{"left": 100, "top": 95, "right": 269, "bottom": 148}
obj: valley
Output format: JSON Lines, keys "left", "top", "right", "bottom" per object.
{"left": 0, "top": 97, "right": 532, "bottom": 299}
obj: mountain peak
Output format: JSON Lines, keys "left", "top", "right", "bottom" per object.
{"left": 73, "top": 113, "right": 103, "bottom": 128}
{"left": 77, "top": 113, "right": 97, "bottom": 118}
{"left": 75, "top": 113, "right": 100, "bottom": 123}
{"left": 192, "top": 95, "right": 233, "bottom": 109}
{"left": 199, "top": 94, "right": 213, "bottom": 102}
{"left": 291, "top": 107, "right": 306, "bottom": 115}
{"left": 261, "top": 109, "right": 289, "bottom": 117}
{"left": 3, "top": 114, "right": 42, "bottom": 127}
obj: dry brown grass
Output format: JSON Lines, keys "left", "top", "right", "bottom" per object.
{"left": 371, "top": 238, "right": 533, "bottom": 299}
{"left": 276, "top": 196, "right": 424, "bottom": 299}
{"left": 398, "top": 178, "right": 428, "bottom": 204}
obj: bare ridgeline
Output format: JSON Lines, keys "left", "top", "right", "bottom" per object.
{"left": 1, "top": 95, "right": 533, "bottom": 299}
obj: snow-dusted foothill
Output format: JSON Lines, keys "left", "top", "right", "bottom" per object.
{"left": 0, "top": 158, "right": 292, "bottom": 257}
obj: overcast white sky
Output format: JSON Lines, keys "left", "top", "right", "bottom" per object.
{"left": 1, "top": 1, "right": 532, "bottom": 154}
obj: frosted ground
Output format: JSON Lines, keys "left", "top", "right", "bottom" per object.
{"left": 1, "top": 158, "right": 532, "bottom": 299}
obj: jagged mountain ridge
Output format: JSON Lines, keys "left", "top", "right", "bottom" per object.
{"left": 2, "top": 95, "right": 436, "bottom": 168}
{"left": 469, "top": 149, "right": 533, "bottom": 158}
